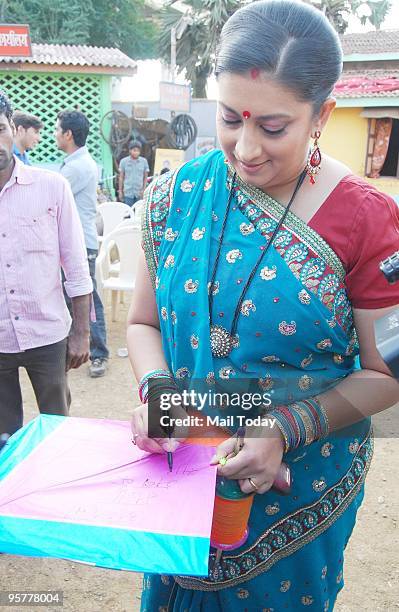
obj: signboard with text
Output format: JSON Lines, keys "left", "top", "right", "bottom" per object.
{"left": 0, "top": 24, "right": 32, "bottom": 57}
{"left": 159, "top": 82, "right": 191, "bottom": 113}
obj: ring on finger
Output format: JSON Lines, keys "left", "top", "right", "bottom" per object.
{"left": 248, "top": 477, "right": 259, "bottom": 492}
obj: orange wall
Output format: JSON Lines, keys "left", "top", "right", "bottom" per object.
{"left": 321, "top": 106, "right": 399, "bottom": 197}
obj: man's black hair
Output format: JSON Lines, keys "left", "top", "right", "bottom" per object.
{"left": 57, "top": 110, "right": 90, "bottom": 147}
{"left": 0, "top": 90, "right": 13, "bottom": 122}
{"left": 13, "top": 111, "right": 43, "bottom": 131}
{"left": 129, "top": 140, "right": 142, "bottom": 151}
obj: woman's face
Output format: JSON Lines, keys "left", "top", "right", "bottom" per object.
{"left": 216, "top": 72, "right": 318, "bottom": 193}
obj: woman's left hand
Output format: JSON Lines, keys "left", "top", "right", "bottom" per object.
{"left": 210, "top": 426, "right": 285, "bottom": 494}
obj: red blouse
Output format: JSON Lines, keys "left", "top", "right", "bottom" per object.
{"left": 310, "top": 175, "right": 399, "bottom": 309}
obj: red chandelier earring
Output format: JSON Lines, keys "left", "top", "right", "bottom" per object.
{"left": 306, "top": 130, "right": 321, "bottom": 185}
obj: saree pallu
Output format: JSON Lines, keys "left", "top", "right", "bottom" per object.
{"left": 141, "top": 150, "right": 373, "bottom": 611}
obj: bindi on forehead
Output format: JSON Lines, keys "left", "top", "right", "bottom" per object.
{"left": 250, "top": 68, "right": 260, "bottom": 80}
{"left": 242, "top": 110, "right": 251, "bottom": 119}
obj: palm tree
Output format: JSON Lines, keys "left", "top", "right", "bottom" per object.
{"left": 306, "top": 0, "right": 391, "bottom": 33}
{"left": 158, "top": 0, "right": 245, "bottom": 98}
{"left": 358, "top": 0, "right": 392, "bottom": 30}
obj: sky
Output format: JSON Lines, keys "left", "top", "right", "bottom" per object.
{"left": 117, "top": 2, "right": 399, "bottom": 103}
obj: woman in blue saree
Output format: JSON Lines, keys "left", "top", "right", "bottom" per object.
{"left": 127, "top": 2, "right": 399, "bottom": 609}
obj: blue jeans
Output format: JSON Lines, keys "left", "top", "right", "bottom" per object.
{"left": 124, "top": 195, "right": 140, "bottom": 207}
{"left": 87, "top": 249, "right": 109, "bottom": 361}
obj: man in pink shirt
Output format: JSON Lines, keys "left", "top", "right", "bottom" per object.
{"left": 0, "top": 90, "right": 93, "bottom": 439}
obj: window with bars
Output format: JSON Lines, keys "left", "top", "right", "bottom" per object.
{"left": 0, "top": 71, "right": 104, "bottom": 167}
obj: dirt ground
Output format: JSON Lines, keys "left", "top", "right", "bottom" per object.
{"left": 0, "top": 301, "right": 398, "bottom": 612}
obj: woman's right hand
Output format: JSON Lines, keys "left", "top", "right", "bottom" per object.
{"left": 131, "top": 402, "right": 188, "bottom": 455}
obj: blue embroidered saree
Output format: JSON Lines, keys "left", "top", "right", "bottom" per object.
{"left": 141, "top": 150, "right": 372, "bottom": 611}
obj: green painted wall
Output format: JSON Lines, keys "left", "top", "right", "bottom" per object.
{"left": 0, "top": 69, "right": 113, "bottom": 184}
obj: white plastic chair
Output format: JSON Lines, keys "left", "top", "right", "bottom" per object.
{"left": 96, "top": 225, "right": 141, "bottom": 321}
{"left": 131, "top": 199, "right": 144, "bottom": 222}
{"left": 103, "top": 218, "right": 141, "bottom": 284}
{"left": 97, "top": 201, "right": 132, "bottom": 245}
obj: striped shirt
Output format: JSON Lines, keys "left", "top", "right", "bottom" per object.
{"left": 0, "top": 157, "right": 92, "bottom": 352}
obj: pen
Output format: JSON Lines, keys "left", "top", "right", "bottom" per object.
{"left": 167, "top": 421, "right": 173, "bottom": 472}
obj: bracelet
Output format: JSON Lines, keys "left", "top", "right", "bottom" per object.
{"left": 138, "top": 368, "right": 177, "bottom": 404}
{"left": 270, "top": 397, "right": 330, "bottom": 454}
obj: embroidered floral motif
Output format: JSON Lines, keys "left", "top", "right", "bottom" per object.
{"left": 313, "top": 477, "right": 327, "bottom": 492}
{"left": 236, "top": 588, "right": 249, "bottom": 599}
{"left": 324, "top": 600, "right": 330, "bottom": 612}
{"left": 190, "top": 334, "right": 199, "bottom": 349}
{"left": 317, "top": 339, "right": 332, "bottom": 350}
{"left": 349, "top": 439, "right": 359, "bottom": 454}
{"left": 298, "top": 374, "right": 313, "bottom": 391}
{"left": 284, "top": 243, "right": 308, "bottom": 265}
{"left": 333, "top": 353, "right": 345, "bottom": 364}
{"left": 301, "top": 595, "right": 314, "bottom": 606}
{"left": 345, "top": 333, "right": 358, "bottom": 356}
{"left": 278, "top": 321, "right": 297, "bottom": 335}
{"left": 165, "top": 227, "right": 178, "bottom": 241}
{"left": 280, "top": 580, "right": 291, "bottom": 592}
{"left": 226, "top": 249, "right": 243, "bottom": 263}
{"left": 241, "top": 299, "right": 256, "bottom": 316}
{"left": 231, "top": 335, "right": 240, "bottom": 349}
{"left": 192, "top": 227, "right": 205, "bottom": 240}
{"left": 161, "top": 575, "right": 170, "bottom": 585}
{"left": 262, "top": 355, "right": 280, "bottom": 363}
{"left": 301, "top": 354, "right": 313, "bottom": 368}
{"left": 258, "top": 375, "right": 274, "bottom": 391}
{"left": 204, "top": 178, "right": 213, "bottom": 191}
{"left": 321, "top": 442, "right": 333, "bottom": 457}
{"left": 171, "top": 311, "right": 177, "bottom": 325}
{"left": 300, "top": 258, "right": 326, "bottom": 289}
{"left": 318, "top": 274, "right": 340, "bottom": 306}
{"left": 208, "top": 281, "right": 220, "bottom": 295}
{"left": 321, "top": 565, "right": 328, "bottom": 579}
{"left": 160, "top": 307, "right": 168, "bottom": 320}
{"left": 239, "top": 222, "right": 255, "bottom": 236}
{"left": 336, "top": 570, "right": 343, "bottom": 584}
{"left": 260, "top": 266, "right": 277, "bottom": 281}
{"left": 265, "top": 503, "right": 280, "bottom": 515}
{"left": 175, "top": 367, "right": 191, "bottom": 379}
{"left": 298, "top": 289, "right": 311, "bottom": 305}
{"left": 219, "top": 366, "right": 236, "bottom": 379}
{"left": 206, "top": 372, "right": 216, "bottom": 385}
{"left": 212, "top": 211, "right": 219, "bottom": 222}
{"left": 164, "top": 254, "right": 175, "bottom": 268}
{"left": 180, "top": 179, "right": 195, "bottom": 192}
{"left": 184, "top": 279, "right": 199, "bottom": 293}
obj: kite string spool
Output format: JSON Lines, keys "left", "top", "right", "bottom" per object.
{"left": 210, "top": 474, "right": 254, "bottom": 552}
{"left": 211, "top": 490, "right": 254, "bottom": 550}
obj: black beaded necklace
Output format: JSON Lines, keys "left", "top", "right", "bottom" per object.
{"left": 209, "top": 168, "right": 307, "bottom": 358}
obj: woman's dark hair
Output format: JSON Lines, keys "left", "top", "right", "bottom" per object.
{"left": 215, "top": 0, "right": 342, "bottom": 113}
{"left": 57, "top": 110, "right": 90, "bottom": 147}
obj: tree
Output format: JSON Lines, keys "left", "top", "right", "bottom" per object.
{"left": 4, "top": 0, "right": 160, "bottom": 59}
{"left": 306, "top": 0, "right": 392, "bottom": 33}
{"left": 357, "top": 0, "right": 392, "bottom": 30}
{"left": 89, "top": 0, "right": 159, "bottom": 60}
{"left": 6, "top": 0, "right": 92, "bottom": 45}
{"left": 158, "top": 0, "right": 245, "bottom": 98}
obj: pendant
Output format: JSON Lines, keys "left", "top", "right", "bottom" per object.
{"left": 210, "top": 325, "right": 233, "bottom": 358}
